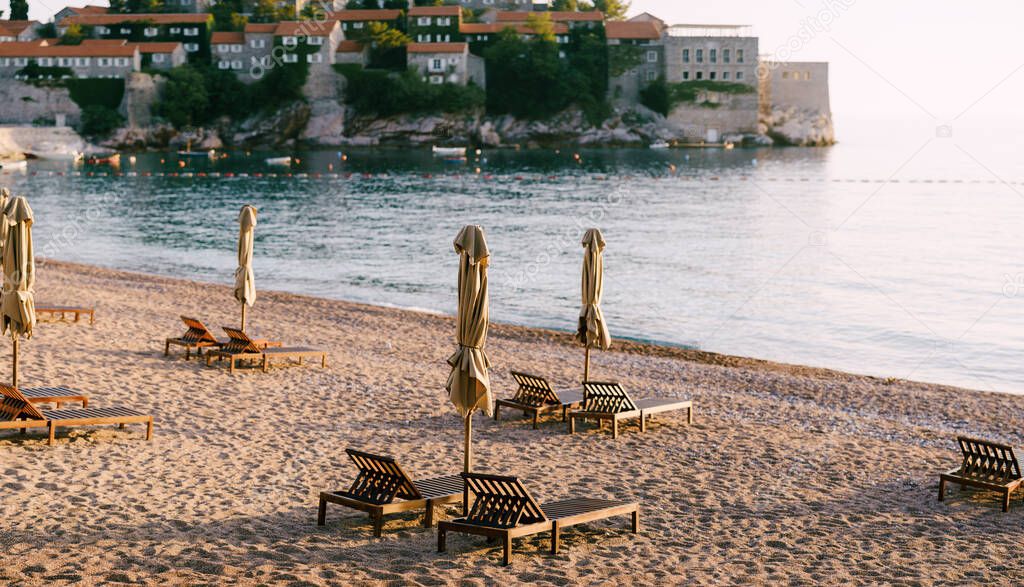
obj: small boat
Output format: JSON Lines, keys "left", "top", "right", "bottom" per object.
{"left": 432, "top": 146, "right": 466, "bottom": 157}
{"left": 177, "top": 140, "right": 215, "bottom": 158}
{"left": 265, "top": 156, "right": 292, "bottom": 166}
{"left": 0, "top": 160, "right": 27, "bottom": 171}
{"left": 86, "top": 153, "right": 120, "bottom": 166}
{"left": 649, "top": 141, "right": 670, "bottom": 150}
{"left": 30, "top": 148, "right": 83, "bottom": 162}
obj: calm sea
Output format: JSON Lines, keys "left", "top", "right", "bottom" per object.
{"left": 6, "top": 118, "right": 1023, "bottom": 393}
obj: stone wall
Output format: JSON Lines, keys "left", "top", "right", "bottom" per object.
{"left": 0, "top": 81, "right": 83, "bottom": 126}
{"left": 667, "top": 91, "right": 759, "bottom": 141}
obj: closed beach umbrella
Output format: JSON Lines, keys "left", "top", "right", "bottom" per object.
{"left": 0, "top": 188, "right": 9, "bottom": 258}
{"left": 1, "top": 196, "right": 34, "bottom": 387}
{"left": 446, "top": 225, "right": 492, "bottom": 512}
{"left": 576, "top": 228, "right": 611, "bottom": 382}
{"left": 234, "top": 205, "right": 257, "bottom": 331}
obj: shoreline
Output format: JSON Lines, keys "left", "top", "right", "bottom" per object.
{"left": 3, "top": 258, "right": 1024, "bottom": 583}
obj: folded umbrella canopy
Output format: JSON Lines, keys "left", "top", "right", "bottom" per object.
{"left": 446, "top": 225, "right": 492, "bottom": 513}
{"left": 234, "top": 204, "right": 257, "bottom": 332}
{"left": 1, "top": 196, "right": 34, "bottom": 387}
{"left": 576, "top": 228, "right": 611, "bottom": 383}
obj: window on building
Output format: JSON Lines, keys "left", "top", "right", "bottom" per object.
{"left": 722, "top": 71, "right": 729, "bottom": 80}
{"left": 97, "top": 26, "right": 109, "bottom": 34}
{"left": 418, "top": 17, "right": 431, "bottom": 26}
{"left": 417, "top": 34, "right": 428, "bottom": 42}
{"left": 307, "top": 53, "right": 322, "bottom": 63}
{"left": 805, "top": 71, "right": 812, "bottom": 80}
{"left": 710, "top": 49, "right": 716, "bottom": 63}
{"left": 184, "top": 43, "right": 199, "bottom": 52}
{"left": 218, "top": 45, "right": 229, "bottom": 53}
{"left": 144, "top": 27, "right": 158, "bottom": 37}
{"left": 439, "top": 17, "right": 451, "bottom": 26}
{"left": 736, "top": 71, "right": 744, "bottom": 80}
{"left": 696, "top": 49, "right": 703, "bottom": 63}
{"left": 231, "top": 44, "right": 242, "bottom": 53}
{"left": 250, "top": 39, "right": 266, "bottom": 49}
{"left": 429, "top": 75, "right": 443, "bottom": 84}
{"left": 782, "top": 71, "right": 789, "bottom": 79}
{"left": 232, "top": 60, "right": 243, "bottom": 69}
{"left": 169, "top": 27, "right": 181, "bottom": 34}
{"left": 98, "top": 57, "right": 110, "bottom": 66}
{"left": 723, "top": 49, "right": 730, "bottom": 63}
{"left": 309, "top": 36, "right": 324, "bottom": 46}
{"left": 58, "top": 58, "right": 70, "bottom": 66}
{"left": 647, "top": 50, "right": 657, "bottom": 63}
{"left": 430, "top": 58, "right": 443, "bottom": 72}
{"left": 218, "top": 60, "right": 230, "bottom": 70}
{"left": 283, "top": 36, "right": 297, "bottom": 47}
{"left": 683, "top": 71, "right": 689, "bottom": 80}
{"left": 696, "top": 71, "right": 703, "bottom": 80}
{"left": 709, "top": 71, "right": 716, "bottom": 80}
{"left": 682, "top": 48, "right": 689, "bottom": 63}
{"left": 737, "top": 49, "right": 744, "bottom": 63}
{"left": 120, "top": 27, "right": 131, "bottom": 35}
{"left": 353, "top": 22, "right": 363, "bottom": 29}
{"left": 153, "top": 54, "right": 165, "bottom": 63}
{"left": 645, "top": 70, "right": 656, "bottom": 81}
{"left": 283, "top": 53, "right": 298, "bottom": 63}
{"left": 442, "top": 34, "right": 450, "bottom": 42}
{"left": 184, "top": 28, "right": 199, "bottom": 36}
{"left": 115, "top": 58, "right": 128, "bottom": 66}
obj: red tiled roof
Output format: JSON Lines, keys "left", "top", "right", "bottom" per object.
{"left": 326, "top": 10, "right": 401, "bottom": 22}
{"left": 497, "top": 11, "right": 604, "bottom": 23}
{"left": 134, "top": 42, "right": 182, "bottom": 54}
{"left": 605, "top": 21, "right": 661, "bottom": 40}
{"left": 408, "top": 6, "right": 461, "bottom": 17}
{"left": 79, "top": 39, "right": 128, "bottom": 46}
{"left": 65, "top": 5, "right": 109, "bottom": 15}
{"left": 244, "top": 23, "right": 277, "bottom": 34}
{"left": 0, "top": 40, "right": 136, "bottom": 57}
{"left": 211, "top": 32, "right": 245, "bottom": 44}
{"left": 407, "top": 42, "right": 466, "bottom": 54}
{"left": 336, "top": 40, "right": 365, "bottom": 53}
{"left": 0, "top": 20, "right": 39, "bottom": 35}
{"left": 460, "top": 22, "right": 569, "bottom": 35}
{"left": 60, "top": 13, "right": 210, "bottom": 26}
{"left": 274, "top": 20, "right": 337, "bottom": 36}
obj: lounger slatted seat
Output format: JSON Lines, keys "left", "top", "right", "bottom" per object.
{"left": 20, "top": 386, "right": 88, "bottom": 408}
{"left": 36, "top": 305, "right": 95, "bottom": 325}
{"left": 437, "top": 472, "right": 639, "bottom": 566}
{"left": 569, "top": 381, "right": 694, "bottom": 439}
{"left": 205, "top": 327, "right": 325, "bottom": 373}
{"left": 318, "top": 449, "right": 464, "bottom": 536}
{"left": 165, "top": 316, "right": 221, "bottom": 360}
{"left": 494, "top": 371, "right": 584, "bottom": 429}
{"left": 0, "top": 386, "right": 153, "bottom": 445}
{"left": 939, "top": 436, "right": 1023, "bottom": 512}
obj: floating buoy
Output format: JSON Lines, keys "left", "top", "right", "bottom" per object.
{"left": 129, "top": 155, "right": 136, "bottom": 165}
{"left": 177, "top": 160, "right": 186, "bottom": 168}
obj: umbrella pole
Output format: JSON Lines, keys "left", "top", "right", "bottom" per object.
{"left": 241, "top": 303, "right": 246, "bottom": 332}
{"left": 584, "top": 346, "right": 591, "bottom": 383}
{"left": 463, "top": 411, "right": 472, "bottom": 516}
{"left": 11, "top": 335, "right": 17, "bottom": 388}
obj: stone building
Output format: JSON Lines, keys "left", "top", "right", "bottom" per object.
{"left": 460, "top": 21, "right": 570, "bottom": 53}
{"left": 0, "top": 21, "right": 40, "bottom": 43}
{"left": 606, "top": 20, "right": 663, "bottom": 104}
{"left": 406, "top": 42, "right": 485, "bottom": 87}
{"left": 758, "top": 60, "right": 834, "bottom": 145}
{"left": 53, "top": 5, "right": 107, "bottom": 25}
{"left": 327, "top": 9, "right": 403, "bottom": 35}
{"left": 57, "top": 13, "right": 214, "bottom": 61}
{"left": 495, "top": 10, "right": 603, "bottom": 30}
{"left": 408, "top": 6, "right": 462, "bottom": 43}
{"left": 335, "top": 40, "right": 369, "bottom": 66}
{"left": 0, "top": 40, "right": 140, "bottom": 79}
{"left": 138, "top": 42, "right": 187, "bottom": 70}
{"left": 662, "top": 24, "right": 758, "bottom": 85}
{"left": 273, "top": 20, "right": 343, "bottom": 72}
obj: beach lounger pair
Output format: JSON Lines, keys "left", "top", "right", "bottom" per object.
{"left": 0, "top": 385, "right": 152, "bottom": 445}
{"left": 318, "top": 449, "right": 638, "bottom": 565}
{"left": 205, "top": 327, "right": 327, "bottom": 373}
{"left": 35, "top": 305, "right": 95, "bottom": 325}
{"left": 939, "top": 436, "right": 1023, "bottom": 512}
{"left": 496, "top": 372, "right": 694, "bottom": 438}
{"left": 164, "top": 316, "right": 281, "bottom": 360}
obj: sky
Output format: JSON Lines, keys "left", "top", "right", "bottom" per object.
{"left": 11, "top": 0, "right": 1024, "bottom": 137}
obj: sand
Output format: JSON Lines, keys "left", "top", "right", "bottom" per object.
{"left": 1, "top": 259, "right": 1022, "bottom": 586}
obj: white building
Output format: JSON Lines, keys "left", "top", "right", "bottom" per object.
{"left": 406, "top": 42, "right": 485, "bottom": 87}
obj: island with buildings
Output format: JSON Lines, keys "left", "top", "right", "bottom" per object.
{"left": 0, "top": 1, "right": 834, "bottom": 156}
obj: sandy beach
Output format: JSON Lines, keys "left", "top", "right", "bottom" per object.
{"left": 0, "top": 259, "right": 1022, "bottom": 585}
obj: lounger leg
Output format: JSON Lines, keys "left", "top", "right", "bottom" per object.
{"left": 938, "top": 479, "right": 946, "bottom": 502}
{"left": 321, "top": 354, "right": 327, "bottom": 368}
{"left": 164, "top": 340, "right": 170, "bottom": 356}
{"left": 56, "top": 401, "right": 62, "bottom": 409}
{"left": 632, "top": 509, "right": 640, "bottom": 533}
{"left": 612, "top": 419, "right": 619, "bottom": 439}
{"left": 688, "top": 405, "right": 694, "bottom": 424}
{"left": 146, "top": 419, "right": 153, "bottom": 441}
{"left": 1004, "top": 491, "right": 1011, "bottom": 513}
{"left": 562, "top": 406, "right": 567, "bottom": 422}
{"left": 206, "top": 354, "right": 212, "bottom": 367}
{"left": 317, "top": 497, "right": 327, "bottom": 526}
{"left": 640, "top": 414, "right": 647, "bottom": 433}
{"left": 119, "top": 423, "right": 125, "bottom": 430}
{"left": 82, "top": 397, "right": 88, "bottom": 408}
{"left": 503, "top": 534, "right": 512, "bottom": 566}
{"left": 569, "top": 415, "right": 576, "bottom": 434}
{"left": 371, "top": 511, "right": 383, "bottom": 537}
{"left": 494, "top": 404, "right": 500, "bottom": 422}
{"left": 48, "top": 422, "right": 55, "bottom": 446}
{"left": 438, "top": 527, "right": 447, "bottom": 552}
{"left": 532, "top": 411, "right": 539, "bottom": 430}
{"left": 230, "top": 358, "right": 236, "bottom": 375}
{"left": 424, "top": 499, "right": 434, "bottom": 528}
{"left": 551, "top": 521, "right": 560, "bottom": 554}
{"left": 263, "top": 356, "right": 269, "bottom": 373}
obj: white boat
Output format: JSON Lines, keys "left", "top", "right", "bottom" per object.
{"left": 0, "top": 160, "right": 27, "bottom": 171}
{"left": 265, "top": 156, "right": 292, "bottom": 166}
{"left": 649, "top": 141, "right": 670, "bottom": 150}
{"left": 432, "top": 146, "right": 466, "bottom": 157}
{"left": 30, "top": 146, "right": 83, "bottom": 162}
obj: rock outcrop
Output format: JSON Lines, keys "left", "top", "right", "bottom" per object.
{"left": 0, "top": 80, "right": 82, "bottom": 126}
{"left": 761, "top": 106, "right": 835, "bottom": 146}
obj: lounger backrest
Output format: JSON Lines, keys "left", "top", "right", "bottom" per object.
{"left": 220, "top": 326, "right": 263, "bottom": 354}
{"left": 510, "top": 371, "right": 560, "bottom": 407}
{"left": 956, "top": 436, "right": 1022, "bottom": 483}
{"left": 0, "top": 385, "right": 45, "bottom": 421}
{"left": 461, "top": 472, "right": 547, "bottom": 528}
{"left": 342, "top": 448, "right": 422, "bottom": 504}
{"left": 180, "top": 316, "right": 218, "bottom": 344}
{"left": 582, "top": 381, "right": 638, "bottom": 413}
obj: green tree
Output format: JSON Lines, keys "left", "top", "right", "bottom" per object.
{"left": 10, "top": 0, "right": 27, "bottom": 20}
{"left": 211, "top": 0, "right": 247, "bottom": 31}
{"left": 526, "top": 13, "right": 556, "bottom": 43}
{"left": 483, "top": 30, "right": 577, "bottom": 119}
{"left": 157, "top": 66, "right": 209, "bottom": 127}
{"left": 593, "top": 0, "right": 630, "bottom": 20}
{"left": 58, "top": 24, "right": 86, "bottom": 45}
{"left": 79, "top": 105, "right": 124, "bottom": 138}
{"left": 552, "top": 0, "right": 578, "bottom": 10}
{"left": 110, "top": 0, "right": 164, "bottom": 12}
{"left": 639, "top": 78, "right": 669, "bottom": 116}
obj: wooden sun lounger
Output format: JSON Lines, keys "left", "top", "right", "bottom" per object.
{"left": 437, "top": 472, "right": 639, "bottom": 566}
{"left": 318, "top": 449, "right": 464, "bottom": 536}
{"left": 939, "top": 436, "right": 1023, "bottom": 512}
{"left": 494, "top": 371, "right": 584, "bottom": 429}
{"left": 0, "top": 385, "right": 152, "bottom": 446}
{"left": 205, "top": 326, "right": 326, "bottom": 373}
{"left": 20, "top": 386, "right": 88, "bottom": 408}
{"left": 569, "top": 381, "right": 694, "bottom": 439}
{"left": 164, "top": 316, "right": 281, "bottom": 360}
{"left": 35, "top": 305, "right": 95, "bottom": 325}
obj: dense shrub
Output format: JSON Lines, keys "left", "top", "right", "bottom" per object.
{"left": 79, "top": 105, "right": 124, "bottom": 138}
{"left": 336, "top": 65, "right": 484, "bottom": 116}
{"left": 66, "top": 79, "right": 126, "bottom": 110}
{"left": 639, "top": 78, "right": 670, "bottom": 116}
